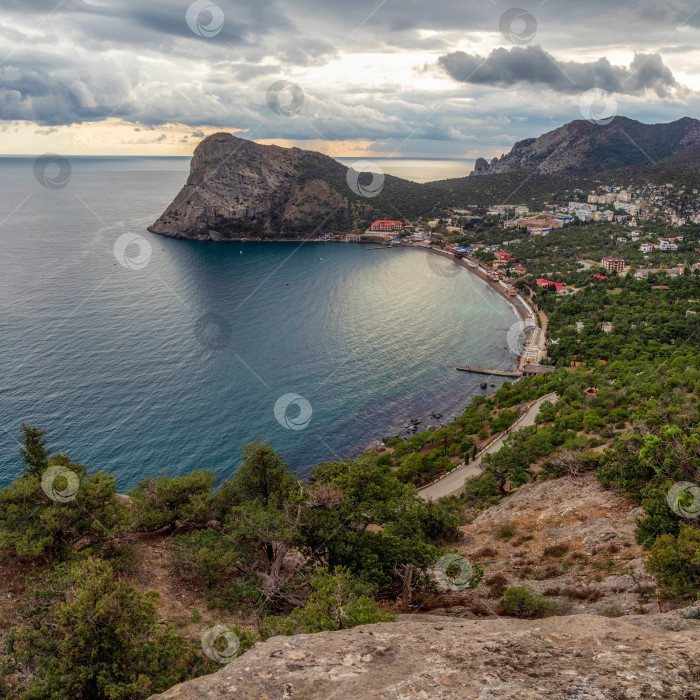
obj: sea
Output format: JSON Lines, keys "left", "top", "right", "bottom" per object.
{"left": 336, "top": 158, "right": 475, "bottom": 183}
{"left": 0, "top": 155, "right": 518, "bottom": 489}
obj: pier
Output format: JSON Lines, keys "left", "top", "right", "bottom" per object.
{"left": 456, "top": 366, "right": 523, "bottom": 378}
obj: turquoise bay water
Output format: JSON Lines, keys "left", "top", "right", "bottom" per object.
{"left": 0, "top": 156, "right": 516, "bottom": 488}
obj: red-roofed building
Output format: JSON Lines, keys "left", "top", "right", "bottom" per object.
{"left": 370, "top": 220, "right": 403, "bottom": 232}
{"left": 536, "top": 278, "right": 568, "bottom": 294}
{"left": 495, "top": 251, "right": 512, "bottom": 262}
{"left": 592, "top": 274, "right": 607, "bottom": 281}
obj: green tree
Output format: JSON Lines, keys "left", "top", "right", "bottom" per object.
{"left": 535, "top": 400, "right": 557, "bottom": 424}
{"left": 128, "top": 470, "right": 216, "bottom": 533}
{"left": 482, "top": 444, "right": 532, "bottom": 495}
{"left": 647, "top": 524, "right": 700, "bottom": 596}
{"left": 0, "top": 456, "right": 126, "bottom": 560}
{"left": 172, "top": 528, "right": 240, "bottom": 591}
{"left": 229, "top": 440, "right": 296, "bottom": 507}
{"left": 14, "top": 558, "right": 211, "bottom": 699}
{"left": 289, "top": 567, "right": 394, "bottom": 633}
{"left": 19, "top": 424, "right": 50, "bottom": 477}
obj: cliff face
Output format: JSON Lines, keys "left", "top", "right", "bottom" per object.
{"left": 472, "top": 116, "right": 700, "bottom": 177}
{"left": 150, "top": 612, "right": 700, "bottom": 699}
{"left": 148, "top": 133, "right": 359, "bottom": 240}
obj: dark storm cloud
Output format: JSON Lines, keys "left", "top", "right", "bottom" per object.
{"left": 0, "top": 0, "right": 697, "bottom": 153}
{"left": 439, "top": 46, "right": 685, "bottom": 97}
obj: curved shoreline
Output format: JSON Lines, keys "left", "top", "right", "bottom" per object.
{"left": 415, "top": 245, "right": 534, "bottom": 326}
{"left": 413, "top": 245, "right": 539, "bottom": 374}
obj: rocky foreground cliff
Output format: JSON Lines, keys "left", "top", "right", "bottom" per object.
{"left": 150, "top": 611, "right": 700, "bottom": 699}
{"left": 148, "top": 133, "right": 446, "bottom": 240}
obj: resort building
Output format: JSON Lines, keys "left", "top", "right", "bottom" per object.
{"left": 601, "top": 257, "right": 625, "bottom": 273}
{"left": 369, "top": 220, "right": 403, "bottom": 232}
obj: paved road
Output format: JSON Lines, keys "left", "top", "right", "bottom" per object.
{"left": 418, "top": 392, "right": 559, "bottom": 501}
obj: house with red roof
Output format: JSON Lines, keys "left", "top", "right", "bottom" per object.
{"left": 369, "top": 220, "right": 403, "bottom": 232}
{"left": 536, "top": 278, "right": 569, "bottom": 294}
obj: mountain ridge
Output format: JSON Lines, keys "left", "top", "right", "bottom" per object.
{"left": 471, "top": 116, "right": 700, "bottom": 177}
{"left": 149, "top": 116, "right": 700, "bottom": 239}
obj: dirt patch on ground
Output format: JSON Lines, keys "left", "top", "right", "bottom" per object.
{"left": 435, "top": 474, "right": 659, "bottom": 618}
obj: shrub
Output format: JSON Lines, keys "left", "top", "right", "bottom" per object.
{"left": 489, "top": 410, "right": 519, "bottom": 433}
{"left": 172, "top": 528, "right": 239, "bottom": 591}
{"left": 496, "top": 523, "right": 516, "bottom": 541}
{"left": 498, "top": 586, "right": 551, "bottom": 619}
{"left": 0, "top": 456, "right": 127, "bottom": 560}
{"left": 279, "top": 567, "right": 394, "bottom": 634}
{"left": 461, "top": 475, "right": 501, "bottom": 509}
{"left": 12, "top": 558, "right": 212, "bottom": 699}
{"left": 128, "top": 470, "right": 216, "bottom": 532}
{"left": 543, "top": 543, "right": 569, "bottom": 558}
{"left": 485, "top": 573, "right": 509, "bottom": 597}
{"left": 647, "top": 523, "right": 700, "bottom": 596}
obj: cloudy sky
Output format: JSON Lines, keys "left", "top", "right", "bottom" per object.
{"left": 0, "top": 0, "right": 698, "bottom": 158}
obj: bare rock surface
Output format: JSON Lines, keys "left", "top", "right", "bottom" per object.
{"left": 148, "top": 132, "right": 353, "bottom": 240}
{"left": 449, "top": 473, "right": 658, "bottom": 617}
{"left": 471, "top": 116, "right": 700, "bottom": 176}
{"left": 150, "top": 611, "right": 700, "bottom": 699}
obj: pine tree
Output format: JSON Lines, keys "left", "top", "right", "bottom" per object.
{"left": 19, "top": 424, "right": 49, "bottom": 477}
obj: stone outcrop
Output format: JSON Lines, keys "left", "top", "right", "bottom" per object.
{"left": 148, "top": 133, "right": 357, "bottom": 240}
{"left": 150, "top": 611, "right": 700, "bottom": 699}
{"left": 471, "top": 116, "right": 700, "bottom": 177}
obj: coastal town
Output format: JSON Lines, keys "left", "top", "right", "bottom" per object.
{"left": 341, "top": 178, "right": 700, "bottom": 289}
{"left": 322, "top": 180, "right": 700, "bottom": 381}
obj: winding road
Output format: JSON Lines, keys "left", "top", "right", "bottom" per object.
{"left": 418, "top": 392, "right": 559, "bottom": 501}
